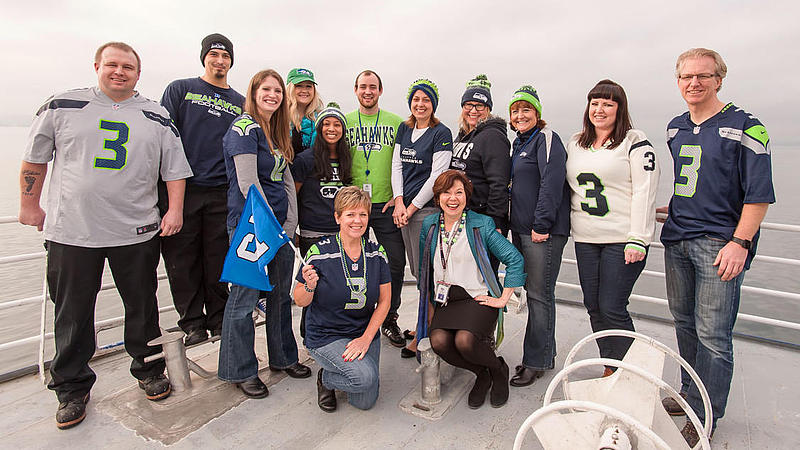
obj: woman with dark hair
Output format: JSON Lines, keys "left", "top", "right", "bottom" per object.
{"left": 449, "top": 75, "right": 510, "bottom": 243}
{"left": 287, "top": 68, "right": 323, "bottom": 156}
{"left": 294, "top": 186, "right": 391, "bottom": 412}
{"left": 416, "top": 170, "right": 525, "bottom": 409}
{"left": 219, "top": 69, "right": 310, "bottom": 399}
{"left": 506, "top": 86, "right": 571, "bottom": 387}
{"left": 565, "top": 79, "right": 660, "bottom": 375}
{"left": 391, "top": 79, "right": 453, "bottom": 358}
{"left": 292, "top": 102, "right": 353, "bottom": 257}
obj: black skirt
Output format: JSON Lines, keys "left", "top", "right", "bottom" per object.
{"left": 429, "top": 285, "right": 498, "bottom": 338}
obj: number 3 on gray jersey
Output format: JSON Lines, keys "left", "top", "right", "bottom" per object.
{"left": 96, "top": 120, "right": 129, "bottom": 170}
{"left": 675, "top": 145, "right": 701, "bottom": 197}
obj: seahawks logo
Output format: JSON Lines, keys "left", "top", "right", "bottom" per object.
{"left": 472, "top": 93, "right": 488, "bottom": 102}
{"left": 320, "top": 186, "right": 340, "bottom": 199}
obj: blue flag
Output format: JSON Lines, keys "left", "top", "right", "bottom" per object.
{"left": 220, "top": 185, "right": 291, "bottom": 291}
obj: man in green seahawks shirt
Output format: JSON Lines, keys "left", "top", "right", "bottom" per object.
{"left": 346, "top": 70, "right": 406, "bottom": 348}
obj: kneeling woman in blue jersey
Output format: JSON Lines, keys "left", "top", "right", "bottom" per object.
{"left": 565, "top": 80, "right": 659, "bottom": 374}
{"left": 294, "top": 186, "right": 391, "bottom": 412}
{"left": 418, "top": 170, "right": 525, "bottom": 408}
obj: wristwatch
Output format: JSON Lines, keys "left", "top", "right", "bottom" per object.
{"left": 730, "top": 236, "right": 751, "bottom": 249}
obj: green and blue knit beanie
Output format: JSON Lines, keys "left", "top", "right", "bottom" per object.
{"left": 315, "top": 102, "right": 346, "bottom": 128}
{"left": 509, "top": 85, "right": 542, "bottom": 117}
{"left": 407, "top": 78, "right": 439, "bottom": 113}
{"left": 461, "top": 74, "right": 493, "bottom": 110}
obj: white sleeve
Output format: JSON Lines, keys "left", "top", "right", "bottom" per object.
{"left": 232, "top": 153, "right": 266, "bottom": 200}
{"left": 391, "top": 142, "right": 404, "bottom": 199}
{"left": 411, "top": 150, "right": 452, "bottom": 209}
{"left": 626, "top": 131, "right": 660, "bottom": 250}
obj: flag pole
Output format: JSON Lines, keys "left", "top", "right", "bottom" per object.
{"left": 286, "top": 238, "right": 307, "bottom": 268}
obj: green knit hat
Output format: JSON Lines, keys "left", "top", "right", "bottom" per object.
{"left": 509, "top": 85, "right": 542, "bottom": 117}
{"left": 315, "top": 102, "right": 346, "bottom": 128}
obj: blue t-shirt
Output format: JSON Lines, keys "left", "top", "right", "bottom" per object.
{"left": 161, "top": 77, "right": 244, "bottom": 186}
{"left": 395, "top": 122, "right": 453, "bottom": 207}
{"left": 223, "top": 113, "right": 289, "bottom": 227}
{"left": 509, "top": 127, "right": 570, "bottom": 236}
{"left": 660, "top": 103, "right": 775, "bottom": 266}
{"left": 291, "top": 150, "right": 343, "bottom": 233}
{"left": 296, "top": 236, "right": 391, "bottom": 349}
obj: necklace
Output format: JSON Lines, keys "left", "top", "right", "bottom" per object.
{"left": 337, "top": 233, "right": 367, "bottom": 294}
{"left": 438, "top": 212, "right": 467, "bottom": 271}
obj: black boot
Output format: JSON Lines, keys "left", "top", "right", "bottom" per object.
{"left": 317, "top": 369, "right": 337, "bottom": 412}
{"left": 489, "top": 357, "right": 509, "bottom": 408}
{"left": 467, "top": 369, "right": 492, "bottom": 409}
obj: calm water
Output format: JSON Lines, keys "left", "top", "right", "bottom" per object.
{"left": 0, "top": 126, "right": 797, "bottom": 373}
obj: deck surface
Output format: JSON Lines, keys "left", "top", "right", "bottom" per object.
{"left": 1, "top": 283, "right": 799, "bottom": 449}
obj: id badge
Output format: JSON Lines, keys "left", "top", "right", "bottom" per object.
{"left": 362, "top": 183, "right": 372, "bottom": 198}
{"left": 434, "top": 281, "right": 451, "bottom": 305}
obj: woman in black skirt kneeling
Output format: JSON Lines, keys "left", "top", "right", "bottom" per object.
{"left": 415, "top": 170, "right": 526, "bottom": 408}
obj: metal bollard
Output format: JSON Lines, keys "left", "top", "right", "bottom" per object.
{"left": 415, "top": 338, "right": 441, "bottom": 405}
{"left": 146, "top": 331, "right": 192, "bottom": 392}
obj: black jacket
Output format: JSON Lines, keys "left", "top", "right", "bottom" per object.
{"left": 450, "top": 117, "right": 511, "bottom": 230}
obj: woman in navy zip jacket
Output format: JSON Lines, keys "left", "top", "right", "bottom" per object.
{"left": 506, "top": 86, "right": 570, "bottom": 388}
{"left": 415, "top": 170, "right": 525, "bottom": 409}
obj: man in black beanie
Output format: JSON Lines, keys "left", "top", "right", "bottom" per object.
{"left": 159, "top": 33, "right": 245, "bottom": 346}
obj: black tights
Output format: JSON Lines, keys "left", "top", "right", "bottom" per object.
{"left": 429, "top": 328, "right": 500, "bottom": 376}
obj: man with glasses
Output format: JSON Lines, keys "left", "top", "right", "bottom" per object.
{"left": 345, "top": 70, "right": 406, "bottom": 348}
{"left": 659, "top": 48, "right": 774, "bottom": 446}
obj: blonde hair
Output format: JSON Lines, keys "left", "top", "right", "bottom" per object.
{"left": 334, "top": 186, "right": 372, "bottom": 216}
{"left": 287, "top": 82, "right": 323, "bottom": 132}
{"left": 244, "top": 69, "right": 294, "bottom": 163}
{"left": 676, "top": 48, "right": 727, "bottom": 92}
{"left": 458, "top": 110, "right": 491, "bottom": 136}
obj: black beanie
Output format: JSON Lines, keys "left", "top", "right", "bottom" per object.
{"left": 201, "top": 33, "right": 234, "bottom": 67}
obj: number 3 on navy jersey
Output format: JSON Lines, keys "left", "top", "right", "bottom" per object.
{"left": 577, "top": 172, "right": 609, "bottom": 217}
{"left": 96, "top": 120, "right": 129, "bottom": 170}
{"left": 344, "top": 278, "right": 367, "bottom": 310}
{"left": 675, "top": 145, "right": 701, "bottom": 197}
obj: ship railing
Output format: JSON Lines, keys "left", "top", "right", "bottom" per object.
{"left": 0, "top": 216, "right": 799, "bottom": 382}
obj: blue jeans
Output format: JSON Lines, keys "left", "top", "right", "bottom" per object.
{"left": 512, "top": 233, "right": 567, "bottom": 370}
{"left": 665, "top": 236, "right": 745, "bottom": 428}
{"left": 308, "top": 337, "right": 381, "bottom": 410}
{"left": 218, "top": 229, "right": 299, "bottom": 382}
{"left": 574, "top": 242, "right": 646, "bottom": 361}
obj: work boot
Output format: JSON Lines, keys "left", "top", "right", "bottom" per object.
{"left": 381, "top": 315, "right": 405, "bottom": 348}
{"left": 138, "top": 373, "right": 172, "bottom": 401}
{"left": 56, "top": 393, "right": 89, "bottom": 430}
{"left": 184, "top": 328, "right": 208, "bottom": 346}
{"left": 662, "top": 392, "right": 688, "bottom": 416}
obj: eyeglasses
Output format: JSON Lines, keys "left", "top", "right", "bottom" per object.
{"left": 463, "top": 103, "right": 487, "bottom": 112}
{"left": 678, "top": 73, "right": 717, "bottom": 82}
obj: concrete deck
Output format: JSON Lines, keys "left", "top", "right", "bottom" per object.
{"left": 1, "top": 284, "right": 799, "bottom": 449}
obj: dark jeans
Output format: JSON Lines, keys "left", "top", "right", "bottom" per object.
{"left": 574, "top": 242, "right": 646, "bottom": 361}
{"left": 665, "top": 237, "right": 745, "bottom": 427}
{"left": 160, "top": 183, "right": 229, "bottom": 333}
{"left": 218, "top": 228, "right": 299, "bottom": 382}
{"left": 512, "top": 233, "right": 567, "bottom": 370}
{"left": 369, "top": 202, "right": 405, "bottom": 318}
{"left": 46, "top": 238, "right": 166, "bottom": 402}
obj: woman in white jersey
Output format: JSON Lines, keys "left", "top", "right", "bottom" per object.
{"left": 565, "top": 79, "right": 659, "bottom": 375}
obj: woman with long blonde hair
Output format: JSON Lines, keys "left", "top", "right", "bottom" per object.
{"left": 287, "top": 68, "right": 324, "bottom": 156}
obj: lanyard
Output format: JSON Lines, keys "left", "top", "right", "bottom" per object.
{"left": 337, "top": 233, "right": 367, "bottom": 294}
{"left": 438, "top": 212, "right": 466, "bottom": 272}
{"left": 357, "top": 109, "right": 381, "bottom": 176}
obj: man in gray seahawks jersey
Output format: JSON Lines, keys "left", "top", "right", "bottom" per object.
{"left": 19, "top": 42, "right": 193, "bottom": 430}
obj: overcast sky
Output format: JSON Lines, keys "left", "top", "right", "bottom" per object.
{"left": 3, "top": 0, "right": 798, "bottom": 150}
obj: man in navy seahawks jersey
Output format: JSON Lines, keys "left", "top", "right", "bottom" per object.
{"left": 159, "top": 33, "right": 245, "bottom": 346}
{"left": 659, "top": 48, "right": 775, "bottom": 443}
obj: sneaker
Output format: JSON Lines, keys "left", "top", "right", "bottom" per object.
{"left": 381, "top": 317, "right": 405, "bottom": 348}
{"left": 662, "top": 392, "right": 688, "bottom": 416}
{"left": 56, "top": 393, "right": 89, "bottom": 430}
{"left": 138, "top": 374, "right": 172, "bottom": 401}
